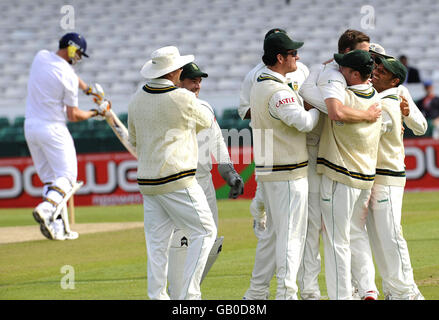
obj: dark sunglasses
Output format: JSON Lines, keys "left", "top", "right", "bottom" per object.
{"left": 285, "top": 50, "right": 298, "bottom": 57}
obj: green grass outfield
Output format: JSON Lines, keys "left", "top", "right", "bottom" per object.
{"left": 0, "top": 191, "right": 438, "bottom": 300}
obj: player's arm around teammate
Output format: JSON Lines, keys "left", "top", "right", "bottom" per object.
{"left": 300, "top": 67, "right": 380, "bottom": 122}
{"left": 300, "top": 30, "right": 381, "bottom": 123}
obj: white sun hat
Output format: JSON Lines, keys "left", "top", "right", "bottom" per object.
{"left": 140, "top": 46, "right": 194, "bottom": 79}
{"left": 369, "top": 43, "right": 393, "bottom": 59}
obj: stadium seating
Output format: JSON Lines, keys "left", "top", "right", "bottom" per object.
{"left": 0, "top": 0, "right": 438, "bottom": 156}
{"left": 1, "top": 0, "right": 438, "bottom": 120}
{"left": 0, "top": 117, "right": 10, "bottom": 130}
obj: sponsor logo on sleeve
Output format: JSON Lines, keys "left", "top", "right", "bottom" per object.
{"left": 275, "top": 97, "right": 295, "bottom": 108}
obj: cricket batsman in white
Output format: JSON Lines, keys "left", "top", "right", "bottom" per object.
{"left": 25, "top": 32, "right": 108, "bottom": 240}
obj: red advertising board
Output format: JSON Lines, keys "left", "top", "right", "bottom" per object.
{"left": 404, "top": 138, "right": 439, "bottom": 191}
{"left": 0, "top": 140, "right": 438, "bottom": 208}
{"left": 0, "top": 152, "right": 141, "bottom": 208}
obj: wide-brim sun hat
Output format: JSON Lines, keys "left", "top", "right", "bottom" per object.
{"left": 140, "top": 46, "right": 194, "bottom": 79}
{"left": 369, "top": 43, "right": 393, "bottom": 59}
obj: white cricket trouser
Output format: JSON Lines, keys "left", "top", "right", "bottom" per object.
{"left": 196, "top": 173, "right": 219, "bottom": 227}
{"left": 366, "top": 183, "right": 421, "bottom": 298}
{"left": 143, "top": 182, "right": 217, "bottom": 300}
{"left": 167, "top": 173, "right": 219, "bottom": 299}
{"left": 350, "top": 189, "right": 377, "bottom": 298}
{"left": 24, "top": 119, "right": 77, "bottom": 188}
{"left": 246, "top": 178, "right": 308, "bottom": 300}
{"left": 244, "top": 181, "right": 272, "bottom": 300}
{"left": 320, "top": 175, "right": 375, "bottom": 300}
{"left": 298, "top": 145, "right": 322, "bottom": 298}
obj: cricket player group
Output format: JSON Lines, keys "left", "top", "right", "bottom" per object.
{"left": 24, "top": 26, "right": 427, "bottom": 300}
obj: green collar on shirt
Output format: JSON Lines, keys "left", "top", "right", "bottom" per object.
{"left": 377, "top": 87, "right": 399, "bottom": 100}
{"left": 347, "top": 85, "right": 376, "bottom": 99}
{"left": 382, "top": 94, "right": 399, "bottom": 101}
{"left": 257, "top": 73, "right": 284, "bottom": 84}
{"left": 142, "top": 84, "right": 178, "bottom": 94}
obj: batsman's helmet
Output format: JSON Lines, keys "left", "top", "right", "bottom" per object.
{"left": 59, "top": 33, "right": 89, "bottom": 58}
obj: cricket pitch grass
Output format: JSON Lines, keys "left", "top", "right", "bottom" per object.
{"left": 1, "top": 192, "right": 438, "bottom": 300}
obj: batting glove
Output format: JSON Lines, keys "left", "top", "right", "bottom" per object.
{"left": 90, "top": 100, "right": 111, "bottom": 120}
{"left": 83, "top": 84, "right": 97, "bottom": 96}
{"left": 98, "top": 100, "right": 111, "bottom": 116}
{"left": 84, "top": 84, "right": 105, "bottom": 104}
{"left": 218, "top": 163, "right": 244, "bottom": 199}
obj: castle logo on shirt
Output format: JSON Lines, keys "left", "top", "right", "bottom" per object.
{"left": 275, "top": 97, "right": 295, "bottom": 108}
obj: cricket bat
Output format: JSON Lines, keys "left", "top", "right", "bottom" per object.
{"left": 105, "top": 109, "right": 137, "bottom": 159}
{"left": 92, "top": 83, "right": 137, "bottom": 159}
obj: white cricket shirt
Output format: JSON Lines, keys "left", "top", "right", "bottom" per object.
{"left": 239, "top": 61, "right": 309, "bottom": 120}
{"left": 25, "top": 50, "right": 79, "bottom": 123}
{"left": 196, "top": 98, "right": 231, "bottom": 177}
{"left": 318, "top": 60, "right": 347, "bottom": 102}
{"left": 299, "top": 60, "right": 348, "bottom": 113}
{"left": 398, "top": 85, "right": 428, "bottom": 135}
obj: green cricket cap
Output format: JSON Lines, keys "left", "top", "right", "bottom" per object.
{"left": 264, "top": 28, "right": 287, "bottom": 39}
{"left": 378, "top": 56, "right": 407, "bottom": 85}
{"left": 334, "top": 49, "right": 374, "bottom": 74}
{"left": 263, "top": 32, "right": 304, "bottom": 55}
{"left": 180, "top": 62, "right": 208, "bottom": 80}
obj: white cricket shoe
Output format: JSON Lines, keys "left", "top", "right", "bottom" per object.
{"left": 65, "top": 231, "right": 79, "bottom": 240}
{"left": 40, "top": 220, "right": 66, "bottom": 240}
{"left": 52, "top": 219, "right": 67, "bottom": 240}
{"left": 33, "top": 202, "right": 55, "bottom": 240}
{"left": 385, "top": 292, "right": 425, "bottom": 300}
{"left": 42, "top": 219, "right": 79, "bottom": 241}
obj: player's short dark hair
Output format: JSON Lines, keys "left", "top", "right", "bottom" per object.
{"left": 338, "top": 29, "right": 370, "bottom": 53}
{"left": 359, "top": 70, "right": 372, "bottom": 82}
{"left": 399, "top": 55, "right": 407, "bottom": 61}
{"left": 263, "top": 51, "right": 293, "bottom": 67}
{"left": 262, "top": 52, "right": 278, "bottom": 66}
